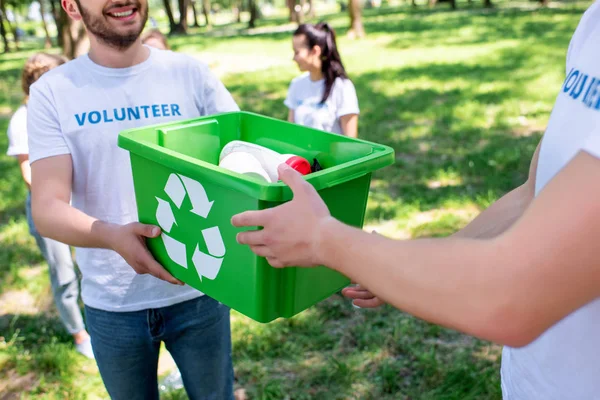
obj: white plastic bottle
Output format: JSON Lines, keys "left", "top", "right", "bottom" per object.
{"left": 218, "top": 141, "right": 311, "bottom": 182}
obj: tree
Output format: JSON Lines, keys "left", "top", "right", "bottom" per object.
{"left": 0, "top": 0, "right": 19, "bottom": 50}
{"left": 348, "top": 0, "right": 364, "bottom": 38}
{"left": 0, "top": 9, "right": 10, "bottom": 52}
{"left": 162, "top": 0, "right": 176, "bottom": 32}
{"left": 233, "top": 0, "right": 241, "bottom": 23}
{"left": 61, "top": 15, "right": 88, "bottom": 58}
{"left": 287, "top": 0, "right": 301, "bottom": 23}
{"left": 248, "top": 0, "right": 257, "bottom": 28}
{"left": 48, "top": 0, "right": 62, "bottom": 46}
{"left": 49, "top": 0, "right": 87, "bottom": 59}
{"left": 171, "top": 0, "right": 189, "bottom": 34}
{"left": 306, "top": 0, "right": 315, "bottom": 18}
{"left": 39, "top": 0, "right": 52, "bottom": 48}
{"left": 429, "top": 0, "right": 456, "bottom": 10}
{"left": 190, "top": 0, "right": 199, "bottom": 27}
{"left": 201, "top": 0, "right": 210, "bottom": 28}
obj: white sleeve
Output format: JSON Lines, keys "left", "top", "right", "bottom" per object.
{"left": 284, "top": 79, "right": 297, "bottom": 110}
{"left": 27, "top": 81, "right": 70, "bottom": 164}
{"left": 336, "top": 78, "right": 360, "bottom": 117}
{"left": 6, "top": 106, "right": 29, "bottom": 156}
{"left": 198, "top": 63, "right": 240, "bottom": 115}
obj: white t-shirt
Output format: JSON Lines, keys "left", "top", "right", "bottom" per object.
{"left": 501, "top": 2, "right": 600, "bottom": 398}
{"left": 284, "top": 73, "right": 359, "bottom": 135}
{"left": 27, "top": 47, "right": 239, "bottom": 312}
{"left": 6, "top": 104, "right": 28, "bottom": 157}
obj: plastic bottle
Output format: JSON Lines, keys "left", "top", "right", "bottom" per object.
{"left": 218, "top": 141, "right": 311, "bottom": 182}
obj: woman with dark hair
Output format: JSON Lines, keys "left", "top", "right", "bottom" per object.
{"left": 284, "top": 22, "right": 360, "bottom": 137}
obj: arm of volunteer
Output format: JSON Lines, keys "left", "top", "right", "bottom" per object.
{"left": 339, "top": 114, "right": 358, "bottom": 138}
{"left": 30, "top": 155, "right": 182, "bottom": 285}
{"left": 346, "top": 139, "right": 541, "bottom": 305}
{"left": 284, "top": 80, "right": 297, "bottom": 123}
{"left": 17, "top": 154, "right": 32, "bottom": 188}
{"left": 453, "top": 140, "right": 541, "bottom": 239}
{"left": 31, "top": 155, "right": 116, "bottom": 248}
{"left": 234, "top": 152, "right": 600, "bottom": 346}
{"left": 317, "top": 151, "right": 600, "bottom": 347}
{"left": 337, "top": 79, "right": 359, "bottom": 138}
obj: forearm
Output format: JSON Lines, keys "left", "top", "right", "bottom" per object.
{"left": 453, "top": 184, "right": 532, "bottom": 239}
{"left": 340, "top": 114, "right": 358, "bottom": 138}
{"left": 20, "top": 164, "right": 32, "bottom": 188}
{"left": 32, "top": 196, "right": 116, "bottom": 249}
{"left": 17, "top": 156, "right": 31, "bottom": 188}
{"left": 318, "top": 219, "right": 525, "bottom": 344}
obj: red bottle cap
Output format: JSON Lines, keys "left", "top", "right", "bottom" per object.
{"left": 284, "top": 156, "right": 312, "bottom": 175}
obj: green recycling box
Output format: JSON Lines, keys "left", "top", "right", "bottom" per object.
{"left": 118, "top": 111, "right": 394, "bottom": 323}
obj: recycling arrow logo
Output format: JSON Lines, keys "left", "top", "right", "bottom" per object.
{"left": 155, "top": 173, "right": 225, "bottom": 281}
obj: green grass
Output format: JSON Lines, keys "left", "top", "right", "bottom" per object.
{"left": 0, "top": 1, "right": 591, "bottom": 398}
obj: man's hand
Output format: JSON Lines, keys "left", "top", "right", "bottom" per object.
{"left": 342, "top": 284, "right": 386, "bottom": 308}
{"left": 232, "top": 163, "right": 333, "bottom": 268}
{"left": 107, "top": 222, "right": 184, "bottom": 285}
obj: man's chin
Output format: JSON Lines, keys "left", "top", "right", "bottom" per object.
{"left": 108, "top": 21, "right": 143, "bottom": 34}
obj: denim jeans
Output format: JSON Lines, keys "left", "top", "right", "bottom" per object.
{"left": 85, "top": 296, "right": 234, "bottom": 400}
{"left": 25, "top": 193, "right": 85, "bottom": 334}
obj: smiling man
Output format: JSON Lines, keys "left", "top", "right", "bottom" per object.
{"left": 26, "top": 0, "right": 239, "bottom": 398}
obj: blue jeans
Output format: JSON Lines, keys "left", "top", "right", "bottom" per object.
{"left": 26, "top": 193, "right": 85, "bottom": 335}
{"left": 85, "top": 296, "right": 234, "bottom": 400}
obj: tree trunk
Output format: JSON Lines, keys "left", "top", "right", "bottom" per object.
{"left": 0, "top": 10, "right": 10, "bottom": 52}
{"left": 248, "top": 0, "right": 257, "bottom": 28}
{"left": 0, "top": 0, "right": 18, "bottom": 50}
{"left": 202, "top": 0, "right": 211, "bottom": 27}
{"left": 287, "top": 0, "right": 300, "bottom": 23}
{"left": 9, "top": 5, "right": 21, "bottom": 48}
{"left": 307, "top": 0, "right": 315, "bottom": 18}
{"left": 190, "top": 0, "right": 199, "bottom": 27}
{"left": 412, "top": 0, "right": 417, "bottom": 7}
{"left": 39, "top": 0, "right": 52, "bottom": 48}
{"left": 172, "top": 0, "right": 189, "bottom": 34}
{"left": 483, "top": 0, "right": 493, "bottom": 7}
{"left": 49, "top": 0, "right": 63, "bottom": 47}
{"left": 61, "top": 15, "right": 88, "bottom": 59}
{"left": 348, "top": 0, "right": 364, "bottom": 39}
{"left": 538, "top": 0, "right": 548, "bottom": 6}
{"left": 162, "top": 0, "right": 176, "bottom": 32}
{"left": 233, "top": 1, "right": 241, "bottom": 23}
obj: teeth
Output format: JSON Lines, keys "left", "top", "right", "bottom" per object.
{"left": 112, "top": 10, "right": 133, "bottom": 17}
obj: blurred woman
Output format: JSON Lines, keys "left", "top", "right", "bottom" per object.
{"left": 285, "top": 22, "right": 359, "bottom": 137}
{"left": 5, "top": 53, "right": 93, "bottom": 359}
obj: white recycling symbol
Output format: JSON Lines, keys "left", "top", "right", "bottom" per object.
{"left": 155, "top": 173, "right": 226, "bottom": 281}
